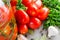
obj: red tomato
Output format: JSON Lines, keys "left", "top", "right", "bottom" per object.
{"left": 34, "top": 0, "right": 43, "bottom": 9}
{"left": 22, "top": 0, "right": 43, "bottom": 9}
{"left": 10, "top": 0, "right": 17, "bottom": 6}
{"left": 27, "top": 0, "right": 43, "bottom": 9}
{"left": 26, "top": 8, "right": 38, "bottom": 17}
{"left": 15, "top": 10, "right": 29, "bottom": 24}
{"left": 18, "top": 24, "right": 28, "bottom": 34}
{"left": 26, "top": 2, "right": 39, "bottom": 17}
{"left": 24, "top": 0, "right": 43, "bottom": 17}
{"left": 22, "top": 0, "right": 32, "bottom": 7}
{"left": 37, "top": 7, "right": 49, "bottom": 20}
{"left": 27, "top": 17, "right": 42, "bottom": 30}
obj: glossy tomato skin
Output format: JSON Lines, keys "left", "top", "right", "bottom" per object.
{"left": 22, "top": 0, "right": 43, "bottom": 9}
{"left": 24, "top": 0, "right": 43, "bottom": 17}
{"left": 37, "top": 7, "right": 49, "bottom": 20}
{"left": 10, "top": 0, "right": 17, "bottom": 6}
{"left": 18, "top": 24, "right": 28, "bottom": 34}
{"left": 26, "top": 8, "right": 38, "bottom": 17}
{"left": 22, "top": 0, "right": 32, "bottom": 7}
{"left": 15, "top": 10, "right": 29, "bottom": 24}
{"left": 26, "top": 2, "right": 39, "bottom": 17}
{"left": 10, "top": 0, "right": 17, "bottom": 13}
{"left": 27, "top": 17, "right": 42, "bottom": 30}
{"left": 26, "top": 0, "right": 43, "bottom": 9}
{"left": 34, "top": 0, "right": 43, "bottom": 9}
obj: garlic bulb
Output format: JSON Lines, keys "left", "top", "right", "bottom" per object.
{"left": 17, "top": 34, "right": 28, "bottom": 40}
{"left": 48, "top": 26, "right": 59, "bottom": 38}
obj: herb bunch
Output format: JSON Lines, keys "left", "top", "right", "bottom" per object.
{"left": 42, "top": 0, "right": 60, "bottom": 29}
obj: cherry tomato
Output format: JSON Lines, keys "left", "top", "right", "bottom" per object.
{"left": 24, "top": 0, "right": 43, "bottom": 17}
{"left": 18, "top": 24, "right": 28, "bottom": 34}
{"left": 34, "top": 0, "right": 43, "bottom": 9}
{"left": 22, "top": 0, "right": 32, "bottom": 7}
{"left": 26, "top": 2, "right": 39, "bottom": 17}
{"left": 37, "top": 7, "right": 49, "bottom": 20}
{"left": 15, "top": 10, "right": 29, "bottom": 24}
{"left": 26, "top": 8, "right": 38, "bottom": 17}
{"left": 10, "top": 0, "right": 17, "bottom": 6}
{"left": 22, "top": 0, "right": 43, "bottom": 9}
{"left": 27, "top": 17, "right": 42, "bottom": 30}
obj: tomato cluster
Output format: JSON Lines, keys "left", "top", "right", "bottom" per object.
{"left": 10, "top": 0, "right": 49, "bottom": 35}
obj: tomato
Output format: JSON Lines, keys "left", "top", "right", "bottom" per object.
{"left": 26, "top": 8, "right": 38, "bottom": 17}
{"left": 18, "top": 24, "right": 28, "bottom": 34}
{"left": 0, "top": 5, "right": 13, "bottom": 27}
{"left": 22, "top": 0, "right": 43, "bottom": 9}
{"left": 37, "top": 7, "right": 49, "bottom": 20}
{"left": 3, "top": 24, "right": 11, "bottom": 35}
{"left": 24, "top": 0, "right": 43, "bottom": 17}
{"left": 22, "top": 0, "right": 32, "bottom": 7}
{"left": 26, "top": 2, "right": 39, "bottom": 17}
{"left": 34, "top": 0, "right": 43, "bottom": 9}
{"left": 10, "top": 0, "right": 17, "bottom": 13}
{"left": 10, "top": 0, "right": 17, "bottom": 6}
{"left": 27, "top": 17, "right": 42, "bottom": 30}
{"left": 15, "top": 10, "right": 29, "bottom": 24}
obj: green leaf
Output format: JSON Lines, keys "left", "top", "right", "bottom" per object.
{"left": 16, "top": 0, "right": 26, "bottom": 10}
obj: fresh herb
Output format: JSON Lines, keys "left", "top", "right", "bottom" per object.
{"left": 16, "top": 0, "right": 26, "bottom": 10}
{"left": 42, "top": 0, "right": 60, "bottom": 29}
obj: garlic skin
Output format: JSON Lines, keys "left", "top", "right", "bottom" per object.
{"left": 17, "top": 34, "right": 28, "bottom": 40}
{"left": 48, "top": 26, "right": 59, "bottom": 38}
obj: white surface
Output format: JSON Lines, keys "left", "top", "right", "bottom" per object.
{"left": 17, "top": 34, "right": 28, "bottom": 40}
{"left": 27, "top": 25, "right": 60, "bottom": 40}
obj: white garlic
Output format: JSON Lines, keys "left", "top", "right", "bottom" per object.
{"left": 17, "top": 34, "right": 28, "bottom": 40}
{"left": 48, "top": 26, "right": 59, "bottom": 38}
